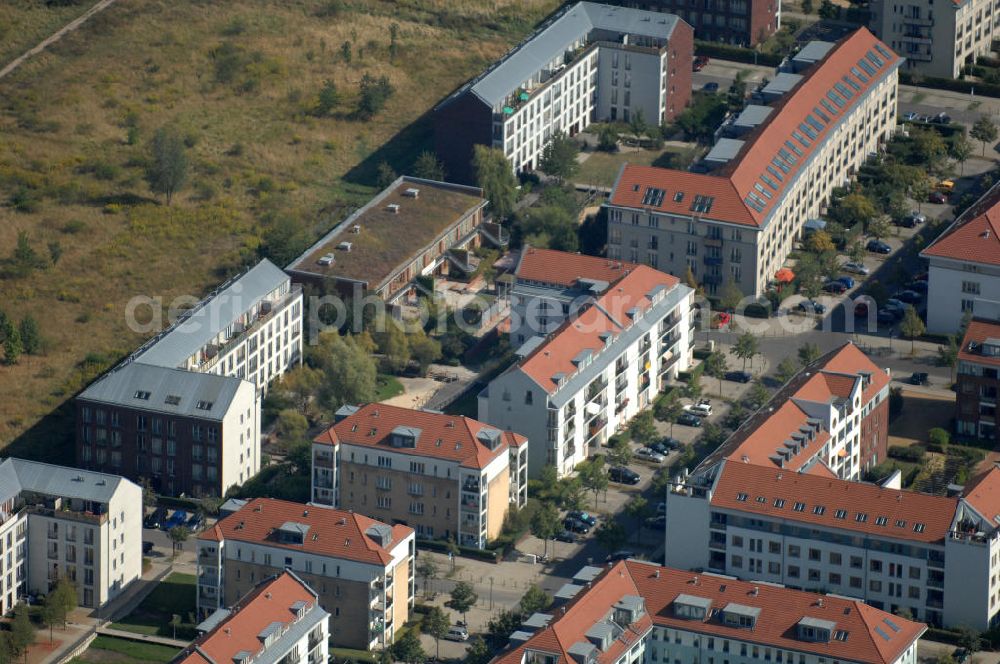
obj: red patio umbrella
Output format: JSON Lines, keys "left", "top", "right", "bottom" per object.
{"left": 775, "top": 268, "right": 795, "bottom": 283}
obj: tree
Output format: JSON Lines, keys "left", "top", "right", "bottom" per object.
{"left": 685, "top": 366, "right": 703, "bottom": 401}
{"left": 910, "top": 128, "right": 948, "bottom": 173}
{"left": 448, "top": 581, "right": 478, "bottom": 624}
{"left": 416, "top": 555, "right": 439, "bottom": 598}
{"left": 938, "top": 335, "right": 959, "bottom": 381}
{"left": 746, "top": 381, "right": 771, "bottom": 410}
{"left": 169, "top": 526, "right": 190, "bottom": 556}
{"left": 276, "top": 408, "right": 308, "bottom": 443}
{"left": 972, "top": 115, "right": 998, "bottom": 156}
{"left": 797, "top": 343, "right": 820, "bottom": 367}
{"left": 956, "top": 626, "right": 982, "bottom": 654}
{"left": 517, "top": 205, "right": 579, "bottom": 252}
{"left": 719, "top": 280, "right": 742, "bottom": 312}
{"left": 625, "top": 496, "right": 650, "bottom": 544}
{"left": 848, "top": 240, "right": 866, "bottom": 265}
{"left": 900, "top": 305, "right": 925, "bottom": 354}
{"left": 4, "top": 325, "right": 22, "bottom": 365}
{"left": 775, "top": 356, "right": 799, "bottom": 383}
{"left": 731, "top": 332, "right": 759, "bottom": 371}
{"left": 867, "top": 215, "right": 892, "bottom": 241}
{"left": 579, "top": 456, "right": 609, "bottom": 508}
{"left": 595, "top": 520, "right": 627, "bottom": 553}
{"left": 654, "top": 391, "right": 683, "bottom": 436}
{"left": 10, "top": 603, "right": 33, "bottom": 661}
{"left": 831, "top": 193, "right": 877, "bottom": 228}
{"left": 519, "top": 585, "right": 552, "bottom": 615}
{"left": 146, "top": 127, "right": 188, "bottom": 205}
{"left": 910, "top": 175, "right": 933, "bottom": 213}
{"left": 538, "top": 131, "right": 580, "bottom": 182}
{"left": 473, "top": 145, "right": 518, "bottom": 220}
{"left": 929, "top": 427, "right": 950, "bottom": 448}
{"left": 375, "top": 161, "right": 397, "bottom": 189}
{"left": 422, "top": 605, "right": 450, "bottom": 660}
{"left": 684, "top": 265, "right": 698, "bottom": 290}
{"left": 357, "top": 73, "right": 395, "bottom": 119}
{"left": 703, "top": 351, "right": 728, "bottom": 396}
{"left": 341, "top": 40, "right": 352, "bottom": 62}
{"left": 807, "top": 230, "right": 836, "bottom": 255}
{"left": 42, "top": 578, "right": 76, "bottom": 642}
{"left": 314, "top": 80, "right": 339, "bottom": 116}
{"left": 487, "top": 608, "right": 523, "bottom": 646}
{"left": 604, "top": 436, "right": 632, "bottom": 469}
{"left": 559, "top": 477, "right": 587, "bottom": 512}
{"left": 310, "top": 332, "right": 377, "bottom": 411}
{"left": 627, "top": 411, "right": 657, "bottom": 447}
{"left": 408, "top": 331, "right": 442, "bottom": 376}
{"left": 413, "top": 151, "right": 446, "bottom": 181}
{"left": 530, "top": 502, "right": 560, "bottom": 557}
{"left": 596, "top": 124, "right": 619, "bottom": 152}
{"left": 951, "top": 135, "right": 973, "bottom": 175}
{"left": 465, "top": 636, "right": 493, "bottom": 664}
{"left": 392, "top": 628, "right": 426, "bottom": 664}
{"left": 801, "top": 0, "right": 814, "bottom": 13}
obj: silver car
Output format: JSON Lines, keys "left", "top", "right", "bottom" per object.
{"left": 841, "top": 261, "right": 870, "bottom": 275}
{"left": 636, "top": 447, "right": 666, "bottom": 464}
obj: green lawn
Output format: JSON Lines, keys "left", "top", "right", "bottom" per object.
{"left": 375, "top": 374, "right": 405, "bottom": 401}
{"left": 576, "top": 147, "right": 698, "bottom": 188}
{"left": 109, "top": 572, "right": 196, "bottom": 637}
{"left": 70, "top": 635, "right": 179, "bottom": 664}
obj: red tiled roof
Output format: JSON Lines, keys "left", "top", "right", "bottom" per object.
{"left": 198, "top": 498, "right": 412, "bottom": 566}
{"left": 515, "top": 246, "right": 637, "bottom": 287}
{"left": 314, "top": 403, "right": 523, "bottom": 469}
{"left": 176, "top": 572, "right": 320, "bottom": 664}
{"left": 819, "top": 342, "right": 892, "bottom": 402}
{"left": 516, "top": 265, "right": 681, "bottom": 394}
{"left": 724, "top": 400, "right": 832, "bottom": 471}
{"left": 963, "top": 465, "right": 1000, "bottom": 524}
{"left": 491, "top": 561, "right": 925, "bottom": 664}
{"left": 958, "top": 318, "right": 1000, "bottom": 369}
{"left": 922, "top": 182, "right": 1000, "bottom": 266}
{"left": 711, "top": 461, "right": 958, "bottom": 543}
{"left": 610, "top": 29, "right": 901, "bottom": 228}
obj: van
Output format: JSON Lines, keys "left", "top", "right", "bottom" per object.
{"left": 445, "top": 625, "right": 469, "bottom": 642}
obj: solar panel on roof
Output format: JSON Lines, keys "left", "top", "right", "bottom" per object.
{"left": 858, "top": 59, "right": 877, "bottom": 76}
{"left": 778, "top": 147, "right": 796, "bottom": 164}
{"left": 875, "top": 44, "right": 892, "bottom": 59}
{"left": 761, "top": 173, "right": 780, "bottom": 191}
{"left": 851, "top": 66, "right": 869, "bottom": 83}
{"left": 792, "top": 131, "right": 811, "bottom": 148}
{"left": 800, "top": 123, "right": 817, "bottom": 140}
{"left": 834, "top": 82, "right": 853, "bottom": 99}
{"left": 820, "top": 98, "right": 837, "bottom": 116}
{"left": 875, "top": 626, "right": 891, "bottom": 641}
{"left": 884, "top": 618, "right": 901, "bottom": 632}
{"left": 785, "top": 140, "right": 803, "bottom": 157}
{"left": 754, "top": 182, "right": 772, "bottom": 199}
{"left": 771, "top": 159, "right": 789, "bottom": 175}
{"left": 827, "top": 90, "right": 845, "bottom": 108}
{"left": 806, "top": 115, "right": 823, "bottom": 133}
{"left": 813, "top": 106, "right": 830, "bottom": 123}
{"left": 867, "top": 50, "right": 884, "bottom": 67}
{"left": 843, "top": 75, "right": 861, "bottom": 92}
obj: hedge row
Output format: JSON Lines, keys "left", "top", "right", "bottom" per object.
{"left": 900, "top": 71, "right": 1000, "bottom": 99}
{"left": 417, "top": 538, "right": 501, "bottom": 563}
{"left": 694, "top": 40, "right": 784, "bottom": 67}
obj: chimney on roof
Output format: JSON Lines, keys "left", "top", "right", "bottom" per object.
{"left": 266, "top": 592, "right": 272, "bottom": 599}
{"left": 303, "top": 510, "right": 309, "bottom": 517}
{"left": 692, "top": 575, "right": 699, "bottom": 586}
{"left": 751, "top": 586, "right": 759, "bottom": 597}
{"left": 655, "top": 570, "right": 660, "bottom": 579}
{"left": 225, "top": 628, "right": 231, "bottom": 636}
{"left": 817, "top": 598, "right": 824, "bottom": 608}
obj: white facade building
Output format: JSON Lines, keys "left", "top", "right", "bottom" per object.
{"left": 606, "top": 30, "right": 901, "bottom": 297}
{"left": 921, "top": 183, "right": 1000, "bottom": 334}
{"left": 489, "top": 560, "right": 925, "bottom": 664}
{"left": 0, "top": 458, "right": 142, "bottom": 613}
{"left": 665, "top": 459, "right": 1000, "bottom": 629}
{"left": 176, "top": 571, "right": 329, "bottom": 664}
{"left": 480, "top": 263, "right": 693, "bottom": 478}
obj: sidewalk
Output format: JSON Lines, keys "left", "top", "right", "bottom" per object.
{"left": 96, "top": 625, "right": 188, "bottom": 648}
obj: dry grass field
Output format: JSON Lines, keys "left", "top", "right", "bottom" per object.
{"left": 0, "top": 0, "right": 560, "bottom": 460}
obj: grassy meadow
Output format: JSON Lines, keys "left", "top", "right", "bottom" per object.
{"left": 0, "top": 0, "right": 560, "bottom": 458}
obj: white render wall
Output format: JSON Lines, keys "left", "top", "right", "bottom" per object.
{"left": 219, "top": 381, "right": 261, "bottom": 496}
{"left": 926, "top": 256, "right": 1000, "bottom": 334}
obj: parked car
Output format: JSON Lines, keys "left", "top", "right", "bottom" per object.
{"left": 908, "top": 280, "right": 928, "bottom": 293}
{"left": 841, "top": 261, "right": 870, "bottom": 275}
{"left": 909, "top": 372, "right": 929, "bottom": 385}
{"left": 606, "top": 550, "right": 636, "bottom": 563}
{"left": 953, "top": 649, "right": 969, "bottom": 663}
{"left": 186, "top": 512, "right": 205, "bottom": 531}
{"left": 677, "top": 413, "right": 703, "bottom": 427}
{"left": 563, "top": 517, "right": 591, "bottom": 534}
{"left": 896, "top": 215, "right": 921, "bottom": 228}
{"left": 867, "top": 239, "right": 891, "bottom": 254}
{"left": 644, "top": 516, "right": 667, "bottom": 531}
{"left": 895, "top": 290, "right": 922, "bottom": 304}
{"left": 554, "top": 530, "right": 579, "bottom": 543}
{"left": 902, "top": 111, "right": 919, "bottom": 121}
{"left": 649, "top": 438, "right": 680, "bottom": 454}
{"left": 693, "top": 55, "right": 710, "bottom": 71}
{"left": 636, "top": 447, "right": 666, "bottom": 463}
{"left": 656, "top": 501, "right": 667, "bottom": 515}
{"left": 445, "top": 626, "right": 469, "bottom": 642}
{"left": 703, "top": 81, "right": 720, "bottom": 92}
{"left": 142, "top": 541, "right": 155, "bottom": 555}
{"left": 711, "top": 312, "right": 731, "bottom": 329}
{"left": 567, "top": 510, "right": 597, "bottom": 527}
{"left": 797, "top": 299, "right": 826, "bottom": 314}
{"left": 936, "top": 179, "right": 955, "bottom": 192}
{"left": 144, "top": 507, "right": 166, "bottom": 530}
{"left": 931, "top": 112, "right": 952, "bottom": 124}
{"left": 822, "top": 280, "right": 847, "bottom": 294}
{"left": 163, "top": 510, "right": 188, "bottom": 531}
{"left": 885, "top": 298, "right": 906, "bottom": 311}
{"left": 929, "top": 191, "right": 948, "bottom": 204}
{"left": 609, "top": 466, "right": 641, "bottom": 485}
{"left": 724, "top": 370, "right": 752, "bottom": 383}
{"left": 835, "top": 276, "right": 855, "bottom": 289}
{"left": 684, "top": 402, "right": 713, "bottom": 417}
{"left": 877, "top": 309, "right": 898, "bottom": 324}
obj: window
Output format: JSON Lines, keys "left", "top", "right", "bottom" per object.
{"left": 793, "top": 502, "right": 805, "bottom": 512}
{"left": 196, "top": 400, "right": 214, "bottom": 411}
{"left": 962, "top": 281, "right": 980, "bottom": 295}
{"left": 788, "top": 545, "right": 800, "bottom": 558}
{"left": 525, "top": 390, "right": 533, "bottom": 405}
{"left": 133, "top": 390, "right": 151, "bottom": 401}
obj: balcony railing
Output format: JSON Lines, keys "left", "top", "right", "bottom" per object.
{"left": 314, "top": 454, "right": 334, "bottom": 468}
{"left": 199, "top": 285, "right": 301, "bottom": 372}
{"left": 586, "top": 379, "right": 608, "bottom": 401}
{"left": 30, "top": 506, "right": 106, "bottom": 526}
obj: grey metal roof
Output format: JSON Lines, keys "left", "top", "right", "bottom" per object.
{"left": 674, "top": 593, "right": 713, "bottom": 610}
{"left": 279, "top": 521, "right": 310, "bottom": 537}
{"left": 724, "top": 602, "right": 762, "bottom": 619}
{"left": 392, "top": 425, "right": 422, "bottom": 439}
{"left": 196, "top": 608, "right": 232, "bottom": 633}
{"left": 467, "top": 2, "right": 680, "bottom": 107}
{"left": 762, "top": 72, "right": 803, "bottom": 96}
{"left": 555, "top": 583, "right": 583, "bottom": 601}
{"left": 734, "top": 105, "right": 773, "bottom": 128}
{"left": 794, "top": 41, "right": 835, "bottom": 66}
{"left": 515, "top": 335, "right": 546, "bottom": 358}
{"left": 705, "top": 139, "right": 745, "bottom": 164}
{"left": 614, "top": 594, "right": 644, "bottom": 614}
{"left": 253, "top": 604, "right": 329, "bottom": 664}
{"left": 135, "top": 259, "right": 288, "bottom": 369}
{"left": 365, "top": 523, "right": 394, "bottom": 548}
{"left": 573, "top": 565, "right": 605, "bottom": 584}
{"left": 799, "top": 616, "right": 838, "bottom": 630}
{"left": 523, "top": 612, "right": 554, "bottom": 629}
{"left": 78, "top": 362, "right": 245, "bottom": 421}
{"left": 2, "top": 458, "right": 127, "bottom": 504}
{"left": 220, "top": 498, "right": 248, "bottom": 517}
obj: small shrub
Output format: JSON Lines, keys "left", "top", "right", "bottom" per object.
{"left": 928, "top": 427, "right": 950, "bottom": 447}
{"left": 62, "top": 220, "right": 87, "bottom": 234}
{"left": 888, "top": 444, "right": 926, "bottom": 463}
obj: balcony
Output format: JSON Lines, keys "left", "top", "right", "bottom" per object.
{"left": 704, "top": 238, "right": 723, "bottom": 248}
{"left": 313, "top": 454, "right": 334, "bottom": 468}
{"left": 703, "top": 256, "right": 723, "bottom": 266}
{"left": 30, "top": 506, "right": 106, "bottom": 526}
{"left": 462, "top": 479, "right": 481, "bottom": 493}
{"left": 313, "top": 475, "right": 333, "bottom": 490}
{"left": 703, "top": 274, "right": 723, "bottom": 286}
{"left": 586, "top": 379, "right": 608, "bottom": 401}
{"left": 198, "top": 285, "right": 302, "bottom": 372}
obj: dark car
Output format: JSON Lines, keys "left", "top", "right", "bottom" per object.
{"left": 877, "top": 309, "right": 898, "bottom": 324}
{"left": 953, "top": 648, "right": 969, "bottom": 663}
{"left": 644, "top": 515, "right": 667, "bottom": 531}
{"left": 606, "top": 550, "right": 637, "bottom": 562}
{"left": 563, "top": 517, "right": 591, "bottom": 534}
{"left": 867, "top": 240, "right": 891, "bottom": 254}
{"left": 554, "top": 530, "right": 579, "bottom": 543}
{"left": 144, "top": 507, "right": 166, "bottom": 530}
{"left": 725, "top": 370, "right": 752, "bottom": 383}
{"left": 142, "top": 541, "right": 155, "bottom": 555}
{"left": 609, "top": 466, "right": 641, "bottom": 485}
{"left": 822, "top": 281, "right": 847, "bottom": 294}
{"left": 187, "top": 512, "right": 205, "bottom": 531}
{"left": 567, "top": 510, "right": 597, "bottom": 527}
{"left": 647, "top": 440, "right": 673, "bottom": 455}
{"left": 909, "top": 372, "right": 929, "bottom": 385}
{"left": 693, "top": 55, "right": 709, "bottom": 71}
{"left": 908, "top": 280, "right": 928, "bottom": 293}
{"left": 931, "top": 112, "right": 952, "bottom": 124}
{"left": 929, "top": 191, "right": 948, "bottom": 204}
{"left": 677, "top": 413, "right": 702, "bottom": 427}
{"left": 836, "top": 276, "right": 855, "bottom": 289}
{"left": 798, "top": 300, "right": 826, "bottom": 314}
{"left": 703, "top": 81, "right": 720, "bottom": 92}
{"left": 895, "top": 290, "right": 922, "bottom": 304}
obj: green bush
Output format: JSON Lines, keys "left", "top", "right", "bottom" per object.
{"left": 888, "top": 445, "right": 925, "bottom": 463}
{"left": 743, "top": 302, "right": 771, "bottom": 319}
{"left": 417, "top": 539, "right": 500, "bottom": 563}
{"left": 694, "top": 41, "right": 783, "bottom": 66}
{"left": 899, "top": 71, "right": 1000, "bottom": 99}
{"left": 928, "top": 427, "right": 950, "bottom": 448}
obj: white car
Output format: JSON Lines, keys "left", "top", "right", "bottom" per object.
{"left": 683, "top": 403, "right": 713, "bottom": 417}
{"left": 841, "top": 261, "right": 870, "bottom": 275}
{"left": 636, "top": 447, "right": 666, "bottom": 463}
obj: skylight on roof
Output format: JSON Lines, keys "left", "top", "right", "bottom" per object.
{"left": 770, "top": 158, "right": 789, "bottom": 175}
{"left": 744, "top": 195, "right": 766, "bottom": 213}
{"left": 793, "top": 502, "right": 805, "bottom": 512}
{"left": 858, "top": 58, "right": 877, "bottom": 76}
{"left": 827, "top": 91, "right": 845, "bottom": 108}
{"left": 843, "top": 75, "right": 861, "bottom": 92}
{"left": 792, "top": 131, "right": 811, "bottom": 148}
{"left": 164, "top": 395, "right": 181, "bottom": 406}
{"left": 820, "top": 98, "right": 838, "bottom": 117}
{"left": 856, "top": 513, "right": 868, "bottom": 523}
{"left": 785, "top": 140, "right": 803, "bottom": 157}
{"left": 875, "top": 516, "right": 888, "bottom": 526}
{"left": 835, "top": 509, "right": 847, "bottom": 519}
{"left": 761, "top": 173, "right": 780, "bottom": 191}
{"left": 673, "top": 191, "right": 684, "bottom": 202}
{"left": 754, "top": 183, "right": 772, "bottom": 200}
{"left": 884, "top": 618, "right": 901, "bottom": 633}
{"left": 737, "top": 492, "right": 748, "bottom": 502}
{"left": 774, "top": 498, "right": 785, "bottom": 508}
{"left": 806, "top": 115, "right": 824, "bottom": 133}
{"left": 874, "top": 626, "right": 891, "bottom": 641}
{"left": 690, "top": 195, "right": 715, "bottom": 214}
{"left": 867, "top": 50, "right": 884, "bottom": 67}
{"left": 875, "top": 44, "right": 892, "bottom": 60}
{"left": 834, "top": 630, "right": 849, "bottom": 642}
{"left": 850, "top": 66, "right": 869, "bottom": 83}
{"left": 813, "top": 106, "right": 830, "bottom": 123}
{"left": 196, "top": 400, "right": 214, "bottom": 411}
{"left": 134, "top": 390, "right": 151, "bottom": 401}
{"left": 895, "top": 519, "right": 906, "bottom": 528}
{"left": 914, "top": 523, "right": 925, "bottom": 533}
{"left": 756, "top": 495, "right": 766, "bottom": 503}
{"left": 799, "top": 123, "right": 818, "bottom": 140}
{"left": 813, "top": 505, "right": 825, "bottom": 515}
{"left": 834, "top": 82, "right": 853, "bottom": 99}
{"left": 642, "top": 187, "right": 666, "bottom": 207}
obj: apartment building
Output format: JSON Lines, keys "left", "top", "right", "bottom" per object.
{"left": 489, "top": 560, "right": 924, "bottom": 664}
{"left": 435, "top": 2, "right": 692, "bottom": 181}
{"left": 310, "top": 404, "right": 527, "bottom": 549}
{"left": 75, "top": 364, "right": 257, "bottom": 497}
{"left": 606, "top": 29, "right": 901, "bottom": 297}
{"left": 197, "top": 498, "right": 414, "bottom": 651}
{"left": 920, "top": 182, "right": 1000, "bottom": 333}
{"left": 666, "top": 459, "right": 1000, "bottom": 629}
{"left": 509, "top": 246, "right": 638, "bottom": 346}
{"left": 287, "top": 177, "right": 503, "bottom": 305}
{"left": 698, "top": 342, "right": 891, "bottom": 481}
{"left": 76, "top": 259, "right": 302, "bottom": 496}
{"left": 869, "top": 0, "right": 998, "bottom": 78}
{"left": 0, "top": 458, "right": 142, "bottom": 614}
{"left": 619, "top": 0, "right": 779, "bottom": 46}
{"left": 955, "top": 319, "right": 1000, "bottom": 444}
{"left": 480, "top": 265, "right": 693, "bottom": 478}
{"left": 175, "top": 571, "right": 328, "bottom": 664}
